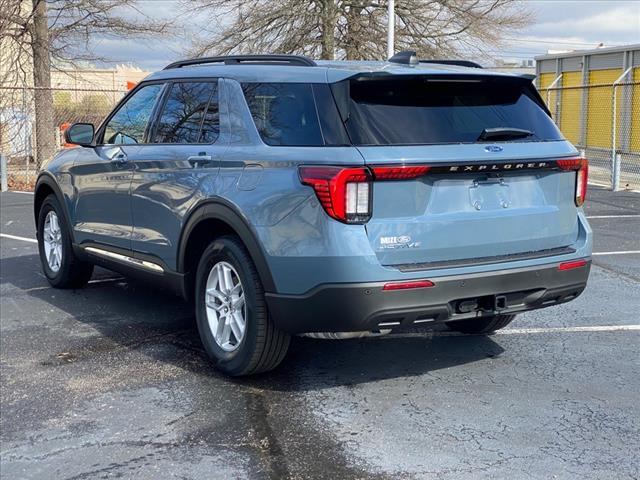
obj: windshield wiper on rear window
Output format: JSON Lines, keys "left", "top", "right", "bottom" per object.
{"left": 477, "top": 127, "right": 534, "bottom": 141}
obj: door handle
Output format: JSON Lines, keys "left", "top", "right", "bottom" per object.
{"left": 187, "top": 153, "right": 213, "bottom": 168}
{"left": 187, "top": 155, "right": 212, "bottom": 162}
{"left": 110, "top": 151, "right": 128, "bottom": 166}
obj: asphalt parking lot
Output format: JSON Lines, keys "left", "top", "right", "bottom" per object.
{"left": 1, "top": 186, "right": 639, "bottom": 479}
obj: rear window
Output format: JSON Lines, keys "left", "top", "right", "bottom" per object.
{"left": 242, "top": 83, "right": 323, "bottom": 146}
{"left": 332, "top": 75, "right": 563, "bottom": 146}
{"left": 153, "top": 81, "right": 219, "bottom": 144}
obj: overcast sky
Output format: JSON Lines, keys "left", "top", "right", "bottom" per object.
{"left": 90, "top": 0, "right": 640, "bottom": 71}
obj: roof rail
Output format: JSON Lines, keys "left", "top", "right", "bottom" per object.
{"left": 420, "top": 59, "right": 483, "bottom": 69}
{"left": 164, "top": 54, "right": 317, "bottom": 70}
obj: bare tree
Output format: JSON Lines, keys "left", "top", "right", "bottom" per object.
{"left": 0, "top": 0, "right": 170, "bottom": 167}
{"left": 186, "top": 0, "right": 531, "bottom": 61}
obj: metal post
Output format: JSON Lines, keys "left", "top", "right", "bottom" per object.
{"left": 23, "top": 87, "right": 30, "bottom": 186}
{"left": 614, "top": 153, "right": 622, "bottom": 191}
{"left": 619, "top": 51, "right": 633, "bottom": 154}
{"left": 579, "top": 55, "right": 589, "bottom": 149}
{"left": 546, "top": 74, "right": 563, "bottom": 123}
{"left": 612, "top": 84, "right": 619, "bottom": 190}
{"left": 1, "top": 154, "right": 7, "bottom": 192}
{"left": 387, "top": 0, "right": 395, "bottom": 59}
{"left": 611, "top": 67, "right": 632, "bottom": 191}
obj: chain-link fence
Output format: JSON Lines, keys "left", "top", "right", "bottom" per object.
{"left": 2, "top": 80, "right": 639, "bottom": 191}
{"left": 539, "top": 77, "right": 640, "bottom": 191}
{"left": 0, "top": 86, "right": 127, "bottom": 188}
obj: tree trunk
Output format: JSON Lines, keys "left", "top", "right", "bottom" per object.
{"left": 30, "top": 0, "right": 55, "bottom": 168}
{"left": 344, "top": 5, "right": 363, "bottom": 60}
{"left": 320, "top": 0, "right": 336, "bottom": 60}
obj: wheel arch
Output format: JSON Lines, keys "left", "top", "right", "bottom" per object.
{"left": 178, "top": 199, "right": 276, "bottom": 298}
{"left": 34, "top": 173, "right": 74, "bottom": 242}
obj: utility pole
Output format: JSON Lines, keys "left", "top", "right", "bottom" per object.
{"left": 387, "top": 0, "right": 395, "bottom": 59}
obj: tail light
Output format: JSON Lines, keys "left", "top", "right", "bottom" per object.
{"left": 299, "top": 166, "right": 372, "bottom": 223}
{"left": 299, "top": 164, "right": 433, "bottom": 223}
{"left": 557, "top": 157, "right": 588, "bottom": 206}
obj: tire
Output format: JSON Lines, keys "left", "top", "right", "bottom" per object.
{"left": 37, "top": 194, "right": 94, "bottom": 288}
{"left": 446, "top": 314, "right": 516, "bottom": 334}
{"left": 194, "top": 235, "right": 290, "bottom": 376}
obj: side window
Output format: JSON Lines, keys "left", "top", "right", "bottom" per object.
{"left": 103, "top": 84, "right": 163, "bottom": 144}
{"left": 153, "top": 81, "right": 219, "bottom": 144}
{"left": 241, "top": 83, "right": 323, "bottom": 146}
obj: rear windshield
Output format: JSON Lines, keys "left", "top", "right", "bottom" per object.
{"left": 332, "top": 75, "right": 563, "bottom": 146}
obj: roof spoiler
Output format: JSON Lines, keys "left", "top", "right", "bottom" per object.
{"left": 388, "top": 51, "right": 483, "bottom": 69}
{"left": 420, "top": 59, "right": 483, "bottom": 69}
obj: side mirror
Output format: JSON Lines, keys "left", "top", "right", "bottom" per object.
{"left": 64, "top": 123, "right": 95, "bottom": 147}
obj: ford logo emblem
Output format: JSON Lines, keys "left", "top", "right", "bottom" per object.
{"left": 484, "top": 145, "right": 503, "bottom": 153}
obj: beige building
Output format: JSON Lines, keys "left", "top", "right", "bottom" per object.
{"left": 51, "top": 66, "right": 150, "bottom": 93}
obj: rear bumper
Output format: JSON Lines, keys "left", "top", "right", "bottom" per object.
{"left": 265, "top": 260, "right": 590, "bottom": 334}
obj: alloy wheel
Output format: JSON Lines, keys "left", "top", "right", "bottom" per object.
{"left": 204, "top": 261, "right": 246, "bottom": 352}
{"left": 43, "top": 211, "right": 63, "bottom": 273}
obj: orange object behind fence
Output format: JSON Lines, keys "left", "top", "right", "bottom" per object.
{"left": 59, "top": 122, "right": 74, "bottom": 148}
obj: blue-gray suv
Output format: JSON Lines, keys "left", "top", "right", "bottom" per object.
{"left": 35, "top": 53, "right": 592, "bottom": 375}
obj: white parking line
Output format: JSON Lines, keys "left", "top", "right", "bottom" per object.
{"left": 6, "top": 190, "right": 34, "bottom": 195}
{"left": 587, "top": 215, "right": 640, "bottom": 219}
{"left": 593, "top": 251, "right": 640, "bottom": 255}
{"left": 0, "top": 233, "right": 37, "bottom": 244}
{"left": 387, "top": 325, "right": 640, "bottom": 339}
{"left": 498, "top": 325, "right": 640, "bottom": 334}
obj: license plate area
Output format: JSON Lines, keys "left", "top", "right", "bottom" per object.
{"left": 468, "top": 176, "right": 511, "bottom": 211}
